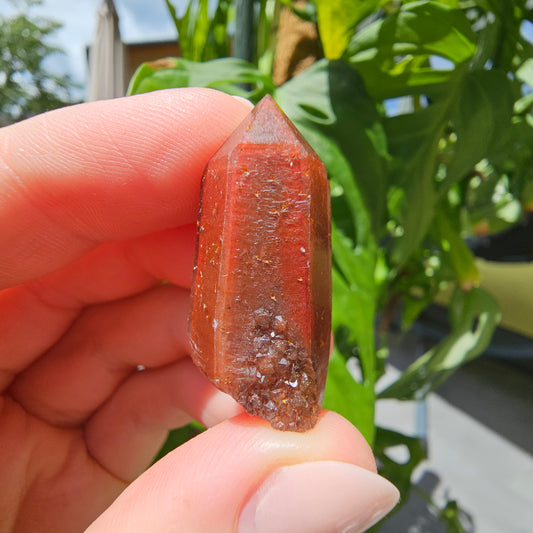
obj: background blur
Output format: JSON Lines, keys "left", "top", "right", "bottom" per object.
{"left": 0, "top": 0, "right": 180, "bottom": 103}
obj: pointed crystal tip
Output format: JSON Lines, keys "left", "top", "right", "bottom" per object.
{"left": 216, "top": 94, "right": 318, "bottom": 155}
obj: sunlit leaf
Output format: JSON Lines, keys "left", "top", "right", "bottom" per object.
{"left": 127, "top": 57, "right": 274, "bottom": 101}
{"left": 345, "top": 0, "right": 476, "bottom": 100}
{"left": 323, "top": 349, "right": 375, "bottom": 443}
{"left": 153, "top": 422, "right": 205, "bottom": 464}
{"left": 444, "top": 69, "right": 514, "bottom": 186}
{"left": 313, "top": 0, "right": 389, "bottom": 59}
{"left": 383, "top": 66, "right": 513, "bottom": 267}
{"left": 165, "top": 0, "right": 231, "bottom": 61}
{"left": 373, "top": 426, "right": 427, "bottom": 499}
{"left": 379, "top": 287, "right": 501, "bottom": 400}
{"left": 432, "top": 205, "right": 480, "bottom": 290}
{"left": 439, "top": 500, "right": 469, "bottom": 533}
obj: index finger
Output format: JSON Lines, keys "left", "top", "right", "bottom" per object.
{"left": 0, "top": 88, "right": 252, "bottom": 289}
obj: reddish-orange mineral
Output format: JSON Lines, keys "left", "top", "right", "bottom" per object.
{"left": 190, "top": 95, "right": 331, "bottom": 432}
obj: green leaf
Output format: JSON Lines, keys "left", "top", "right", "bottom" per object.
{"left": 384, "top": 101, "right": 442, "bottom": 266}
{"left": 152, "top": 422, "right": 205, "bottom": 463}
{"left": 323, "top": 349, "right": 375, "bottom": 443}
{"left": 480, "top": 0, "right": 522, "bottom": 71}
{"left": 127, "top": 57, "right": 274, "bottom": 101}
{"left": 382, "top": 66, "right": 514, "bottom": 267}
{"left": 444, "top": 69, "right": 514, "bottom": 186}
{"left": 330, "top": 228, "right": 378, "bottom": 393}
{"left": 402, "top": 289, "right": 438, "bottom": 330}
{"left": 440, "top": 500, "right": 469, "bottom": 533}
{"left": 164, "top": 0, "right": 231, "bottom": 61}
{"left": 345, "top": 1, "right": 476, "bottom": 100}
{"left": 379, "top": 287, "right": 501, "bottom": 400}
{"left": 330, "top": 266, "right": 377, "bottom": 444}
{"left": 165, "top": 0, "right": 181, "bottom": 34}
{"left": 403, "top": 0, "right": 459, "bottom": 5}
{"left": 209, "top": 0, "right": 232, "bottom": 58}
{"left": 516, "top": 58, "right": 533, "bottom": 86}
{"left": 332, "top": 225, "right": 377, "bottom": 302}
{"left": 331, "top": 234, "right": 377, "bottom": 382}
{"left": 373, "top": 426, "right": 426, "bottom": 500}
{"left": 313, "top": 0, "right": 389, "bottom": 59}
{"left": 514, "top": 90, "right": 533, "bottom": 115}
{"left": 191, "top": 0, "right": 210, "bottom": 62}
{"left": 344, "top": 3, "right": 503, "bottom": 269}
{"left": 432, "top": 205, "right": 480, "bottom": 290}
{"left": 165, "top": 0, "right": 192, "bottom": 58}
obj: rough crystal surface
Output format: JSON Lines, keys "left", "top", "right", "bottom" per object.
{"left": 189, "top": 94, "right": 331, "bottom": 432}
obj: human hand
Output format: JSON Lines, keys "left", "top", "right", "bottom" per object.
{"left": 0, "top": 88, "right": 398, "bottom": 532}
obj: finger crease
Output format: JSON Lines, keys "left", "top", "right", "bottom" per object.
{"left": 23, "top": 281, "right": 83, "bottom": 312}
{"left": 0, "top": 166, "right": 100, "bottom": 251}
{"left": 83, "top": 423, "right": 131, "bottom": 485}
{"left": 120, "top": 242, "right": 160, "bottom": 285}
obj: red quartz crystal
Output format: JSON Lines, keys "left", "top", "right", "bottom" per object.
{"left": 190, "top": 94, "right": 331, "bottom": 432}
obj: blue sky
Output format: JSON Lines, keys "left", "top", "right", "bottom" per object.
{"left": 0, "top": 0, "right": 185, "bottom": 95}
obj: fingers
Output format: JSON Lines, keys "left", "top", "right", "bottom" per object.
{"left": 25, "top": 224, "right": 197, "bottom": 309}
{"left": 0, "top": 88, "right": 252, "bottom": 288}
{"left": 0, "top": 225, "right": 196, "bottom": 388}
{"left": 9, "top": 284, "right": 191, "bottom": 426}
{"left": 86, "top": 411, "right": 399, "bottom": 533}
{"left": 85, "top": 358, "right": 243, "bottom": 481}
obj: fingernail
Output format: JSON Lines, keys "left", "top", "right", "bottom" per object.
{"left": 231, "top": 95, "right": 254, "bottom": 108}
{"left": 238, "top": 461, "right": 399, "bottom": 533}
{"left": 201, "top": 390, "right": 243, "bottom": 427}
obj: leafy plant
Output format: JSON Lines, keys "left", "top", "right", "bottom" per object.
{"left": 128, "top": 0, "right": 532, "bottom": 528}
{"left": 164, "top": 0, "right": 233, "bottom": 61}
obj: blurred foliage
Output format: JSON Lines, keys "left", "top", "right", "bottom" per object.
{"left": 130, "top": 0, "right": 532, "bottom": 529}
{"left": 164, "top": 0, "right": 233, "bottom": 61}
{"left": 0, "top": 0, "right": 76, "bottom": 126}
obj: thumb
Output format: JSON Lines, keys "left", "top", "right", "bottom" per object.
{"left": 86, "top": 412, "right": 399, "bottom": 533}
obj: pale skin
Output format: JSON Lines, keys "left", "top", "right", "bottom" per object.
{"left": 0, "top": 88, "right": 398, "bottom": 532}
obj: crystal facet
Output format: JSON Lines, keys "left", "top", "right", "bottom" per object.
{"left": 190, "top": 95, "right": 331, "bottom": 432}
